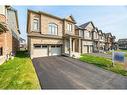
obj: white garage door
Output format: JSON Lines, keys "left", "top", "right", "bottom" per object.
{"left": 33, "top": 45, "right": 48, "bottom": 58}
{"left": 51, "top": 45, "right": 61, "bottom": 56}
{"left": 83, "top": 45, "right": 88, "bottom": 53}
{"left": 89, "top": 46, "right": 93, "bottom": 53}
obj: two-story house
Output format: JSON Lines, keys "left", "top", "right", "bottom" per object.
{"left": 105, "top": 33, "right": 113, "bottom": 50}
{"left": 93, "top": 27, "right": 99, "bottom": 52}
{"left": 76, "top": 21, "right": 94, "bottom": 53}
{"left": 118, "top": 39, "right": 127, "bottom": 50}
{"left": 0, "top": 5, "right": 20, "bottom": 64}
{"left": 27, "top": 9, "right": 116, "bottom": 58}
{"left": 27, "top": 10, "right": 81, "bottom": 58}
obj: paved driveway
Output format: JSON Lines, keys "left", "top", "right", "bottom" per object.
{"left": 32, "top": 56, "right": 127, "bottom": 89}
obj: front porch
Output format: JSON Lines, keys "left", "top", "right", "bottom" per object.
{"left": 63, "top": 34, "right": 81, "bottom": 58}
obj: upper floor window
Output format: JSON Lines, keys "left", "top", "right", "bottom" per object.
{"left": 67, "top": 23, "right": 72, "bottom": 33}
{"left": 85, "top": 31, "right": 89, "bottom": 38}
{"left": 94, "top": 32, "right": 98, "bottom": 39}
{"left": 48, "top": 23, "right": 58, "bottom": 35}
{"left": 32, "top": 18, "right": 39, "bottom": 31}
{"left": 79, "top": 30, "right": 84, "bottom": 37}
{"left": 85, "top": 31, "right": 92, "bottom": 38}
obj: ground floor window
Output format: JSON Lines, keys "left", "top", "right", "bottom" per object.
{"left": 0, "top": 47, "right": 3, "bottom": 56}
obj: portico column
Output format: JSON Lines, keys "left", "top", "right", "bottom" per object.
{"left": 79, "top": 38, "right": 81, "bottom": 53}
{"left": 69, "top": 36, "right": 72, "bottom": 57}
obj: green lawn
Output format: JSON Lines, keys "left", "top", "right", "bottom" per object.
{"left": 80, "top": 54, "right": 127, "bottom": 76}
{"left": 0, "top": 51, "right": 41, "bottom": 89}
{"left": 106, "top": 49, "right": 127, "bottom": 57}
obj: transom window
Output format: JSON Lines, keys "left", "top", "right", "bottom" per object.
{"left": 67, "top": 23, "right": 72, "bottom": 33}
{"left": 32, "top": 18, "right": 39, "bottom": 31}
{"left": 48, "top": 23, "right": 58, "bottom": 35}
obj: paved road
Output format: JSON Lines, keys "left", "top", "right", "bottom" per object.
{"left": 32, "top": 56, "right": 127, "bottom": 89}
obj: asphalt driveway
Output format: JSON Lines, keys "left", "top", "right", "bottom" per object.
{"left": 32, "top": 56, "right": 127, "bottom": 89}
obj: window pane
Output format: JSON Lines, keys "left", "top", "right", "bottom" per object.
{"left": 48, "top": 25, "right": 52, "bottom": 34}
{"left": 33, "top": 19, "right": 39, "bottom": 31}
{"left": 48, "top": 23, "right": 58, "bottom": 35}
{"left": 34, "top": 45, "right": 41, "bottom": 48}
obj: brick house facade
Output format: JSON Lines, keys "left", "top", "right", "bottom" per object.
{"left": 0, "top": 5, "right": 20, "bottom": 64}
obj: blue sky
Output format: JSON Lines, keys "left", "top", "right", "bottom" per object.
{"left": 13, "top": 6, "right": 127, "bottom": 41}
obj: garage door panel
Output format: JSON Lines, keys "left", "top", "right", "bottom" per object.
{"left": 33, "top": 45, "right": 48, "bottom": 58}
{"left": 83, "top": 46, "right": 87, "bottom": 53}
{"left": 51, "top": 45, "right": 61, "bottom": 56}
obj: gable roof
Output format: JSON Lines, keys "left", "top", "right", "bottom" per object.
{"left": 106, "top": 33, "right": 112, "bottom": 37}
{"left": 112, "top": 36, "right": 116, "bottom": 39}
{"left": 75, "top": 25, "right": 84, "bottom": 30}
{"left": 98, "top": 30, "right": 103, "bottom": 35}
{"left": 92, "top": 27, "right": 99, "bottom": 32}
{"left": 79, "top": 21, "right": 95, "bottom": 29}
{"left": 65, "top": 15, "right": 76, "bottom": 23}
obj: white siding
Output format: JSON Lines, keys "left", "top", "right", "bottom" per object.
{"left": 7, "top": 9, "right": 19, "bottom": 40}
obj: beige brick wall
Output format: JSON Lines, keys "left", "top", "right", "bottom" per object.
{"left": 31, "top": 37, "right": 63, "bottom": 45}
{"left": 40, "top": 14, "right": 63, "bottom": 36}
{"left": 29, "top": 12, "right": 63, "bottom": 36}
{"left": 63, "top": 20, "right": 75, "bottom": 35}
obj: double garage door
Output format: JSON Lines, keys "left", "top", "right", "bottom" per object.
{"left": 33, "top": 44, "right": 61, "bottom": 58}
{"left": 83, "top": 45, "right": 93, "bottom": 53}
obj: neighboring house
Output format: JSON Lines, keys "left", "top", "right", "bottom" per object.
{"left": 93, "top": 27, "right": 99, "bottom": 52}
{"left": 19, "top": 37, "right": 27, "bottom": 50}
{"left": 105, "top": 33, "right": 113, "bottom": 50}
{"left": 118, "top": 39, "right": 127, "bottom": 50}
{"left": 27, "top": 10, "right": 81, "bottom": 58}
{"left": 27, "top": 9, "right": 116, "bottom": 58}
{"left": 78, "top": 21, "right": 94, "bottom": 53}
{"left": 0, "top": 5, "right": 20, "bottom": 64}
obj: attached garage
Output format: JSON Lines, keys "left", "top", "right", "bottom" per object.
{"left": 33, "top": 44, "right": 61, "bottom": 58}
{"left": 82, "top": 41, "right": 93, "bottom": 54}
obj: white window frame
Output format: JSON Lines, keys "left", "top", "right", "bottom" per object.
{"left": 67, "top": 23, "right": 72, "bottom": 33}
{"left": 32, "top": 18, "right": 39, "bottom": 32}
{"left": 48, "top": 23, "right": 58, "bottom": 35}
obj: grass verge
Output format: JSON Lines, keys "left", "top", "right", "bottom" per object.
{"left": 0, "top": 51, "right": 41, "bottom": 89}
{"left": 80, "top": 54, "right": 127, "bottom": 76}
{"left": 106, "top": 49, "right": 127, "bottom": 57}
